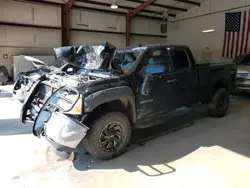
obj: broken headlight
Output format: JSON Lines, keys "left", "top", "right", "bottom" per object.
{"left": 67, "top": 95, "right": 82, "bottom": 115}
{"left": 55, "top": 87, "right": 82, "bottom": 114}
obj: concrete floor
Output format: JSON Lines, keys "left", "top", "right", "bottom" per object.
{"left": 1, "top": 85, "right": 250, "bottom": 188}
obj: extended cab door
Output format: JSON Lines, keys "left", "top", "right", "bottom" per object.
{"left": 135, "top": 47, "right": 181, "bottom": 120}
{"left": 169, "top": 47, "right": 199, "bottom": 106}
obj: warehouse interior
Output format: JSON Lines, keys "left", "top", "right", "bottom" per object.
{"left": 1, "top": 0, "right": 250, "bottom": 187}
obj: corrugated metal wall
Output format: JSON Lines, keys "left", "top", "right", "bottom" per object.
{"left": 0, "top": 0, "right": 167, "bottom": 79}
{"left": 0, "top": 47, "right": 54, "bottom": 77}
{"left": 70, "top": 9, "right": 167, "bottom": 47}
{"left": 0, "top": 0, "right": 61, "bottom": 78}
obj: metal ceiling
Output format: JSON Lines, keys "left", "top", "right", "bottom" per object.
{"left": 75, "top": 0, "right": 205, "bottom": 18}
{"left": 24, "top": 0, "right": 206, "bottom": 19}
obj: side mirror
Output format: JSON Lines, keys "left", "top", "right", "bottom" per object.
{"left": 140, "top": 63, "right": 166, "bottom": 96}
{"left": 140, "top": 76, "right": 152, "bottom": 96}
{"left": 140, "top": 66, "right": 153, "bottom": 96}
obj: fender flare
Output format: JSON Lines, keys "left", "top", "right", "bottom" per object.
{"left": 84, "top": 86, "right": 136, "bottom": 123}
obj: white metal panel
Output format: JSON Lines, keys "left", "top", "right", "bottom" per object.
{"left": 131, "top": 17, "right": 166, "bottom": 36}
{"left": 6, "top": 26, "right": 35, "bottom": 47}
{"left": 13, "top": 55, "right": 36, "bottom": 81}
{"left": 30, "top": 56, "right": 55, "bottom": 64}
{"left": 34, "top": 28, "right": 61, "bottom": 48}
{"left": 13, "top": 55, "right": 55, "bottom": 81}
{"left": 71, "top": 9, "right": 165, "bottom": 35}
{"left": 131, "top": 36, "right": 167, "bottom": 46}
{"left": 71, "top": 9, "right": 126, "bottom": 33}
{"left": 0, "top": 26, "right": 6, "bottom": 46}
{"left": 0, "top": 25, "right": 61, "bottom": 48}
{"left": 70, "top": 31, "right": 125, "bottom": 47}
{"left": 0, "top": 47, "right": 54, "bottom": 77}
{"left": 0, "top": 1, "right": 33, "bottom": 24}
{"left": 33, "top": 3, "right": 61, "bottom": 27}
{"left": 0, "top": 0, "right": 61, "bottom": 27}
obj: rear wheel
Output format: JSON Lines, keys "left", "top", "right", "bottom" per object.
{"left": 83, "top": 112, "right": 131, "bottom": 160}
{"left": 208, "top": 88, "right": 229, "bottom": 117}
{"left": 0, "top": 66, "right": 8, "bottom": 85}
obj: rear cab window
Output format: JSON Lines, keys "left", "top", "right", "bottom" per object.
{"left": 170, "top": 48, "right": 191, "bottom": 71}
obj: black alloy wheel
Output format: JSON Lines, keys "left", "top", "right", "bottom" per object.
{"left": 83, "top": 112, "right": 131, "bottom": 160}
{"left": 99, "top": 121, "right": 123, "bottom": 153}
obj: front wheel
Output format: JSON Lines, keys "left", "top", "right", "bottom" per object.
{"left": 208, "top": 88, "right": 229, "bottom": 118}
{"left": 83, "top": 112, "right": 131, "bottom": 160}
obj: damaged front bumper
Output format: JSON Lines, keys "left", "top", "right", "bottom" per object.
{"left": 21, "top": 81, "right": 89, "bottom": 159}
{"left": 44, "top": 112, "right": 89, "bottom": 159}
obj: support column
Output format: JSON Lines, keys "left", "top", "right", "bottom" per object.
{"left": 125, "top": 0, "right": 155, "bottom": 46}
{"left": 61, "top": 0, "right": 75, "bottom": 46}
{"left": 126, "top": 15, "right": 131, "bottom": 46}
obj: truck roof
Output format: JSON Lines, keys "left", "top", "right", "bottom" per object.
{"left": 116, "top": 44, "right": 190, "bottom": 52}
{"left": 144, "top": 44, "right": 190, "bottom": 49}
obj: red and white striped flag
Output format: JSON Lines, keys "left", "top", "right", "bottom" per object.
{"left": 222, "top": 10, "right": 250, "bottom": 59}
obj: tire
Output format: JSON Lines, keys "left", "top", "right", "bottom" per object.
{"left": 83, "top": 112, "right": 131, "bottom": 160}
{"left": 0, "top": 66, "right": 8, "bottom": 85}
{"left": 208, "top": 88, "right": 229, "bottom": 118}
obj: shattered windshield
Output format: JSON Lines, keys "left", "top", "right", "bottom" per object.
{"left": 46, "top": 58, "right": 67, "bottom": 70}
{"left": 113, "top": 46, "right": 146, "bottom": 73}
{"left": 75, "top": 45, "right": 106, "bottom": 70}
{"left": 47, "top": 43, "right": 114, "bottom": 71}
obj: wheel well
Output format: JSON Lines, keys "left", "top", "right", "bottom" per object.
{"left": 214, "top": 81, "right": 228, "bottom": 92}
{"left": 83, "top": 99, "right": 134, "bottom": 127}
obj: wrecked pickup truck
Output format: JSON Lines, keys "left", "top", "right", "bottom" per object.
{"left": 21, "top": 44, "right": 237, "bottom": 160}
{"left": 13, "top": 42, "right": 113, "bottom": 102}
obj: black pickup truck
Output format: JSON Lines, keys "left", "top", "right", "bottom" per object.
{"left": 21, "top": 44, "right": 237, "bottom": 160}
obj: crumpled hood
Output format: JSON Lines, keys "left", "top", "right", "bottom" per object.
{"left": 46, "top": 69, "right": 114, "bottom": 88}
{"left": 24, "top": 56, "right": 45, "bottom": 68}
{"left": 21, "top": 66, "right": 51, "bottom": 77}
{"left": 53, "top": 42, "right": 116, "bottom": 70}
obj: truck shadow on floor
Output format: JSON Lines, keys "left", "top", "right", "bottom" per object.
{"left": 73, "top": 97, "right": 250, "bottom": 176}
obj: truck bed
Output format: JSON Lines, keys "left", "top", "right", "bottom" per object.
{"left": 197, "top": 62, "right": 234, "bottom": 68}
{"left": 197, "top": 62, "right": 237, "bottom": 103}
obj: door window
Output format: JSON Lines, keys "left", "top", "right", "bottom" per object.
{"left": 143, "top": 49, "right": 172, "bottom": 75}
{"left": 171, "top": 49, "right": 190, "bottom": 71}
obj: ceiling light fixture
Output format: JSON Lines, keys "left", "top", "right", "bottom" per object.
{"left": 202, "top": 29, "right": 215, "bottom": 33}
{"left": 111, "top": 1, "right": 118, "bottom": 9}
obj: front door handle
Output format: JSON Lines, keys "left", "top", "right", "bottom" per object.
{"left": 167, "top": 78, "right": 178, "bottom": 84}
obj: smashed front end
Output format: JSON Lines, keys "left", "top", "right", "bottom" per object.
{"left": 21, "top": 83, "right": 91, "bottom": 158}
{"left": 13, "top": 72, "right": 47, "bottom": 102}
{"left": 20, "top": 42, "right": 116, "bottom": 158}
{"left": 13, "top": 42, "right": 115, "bottom": 102}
